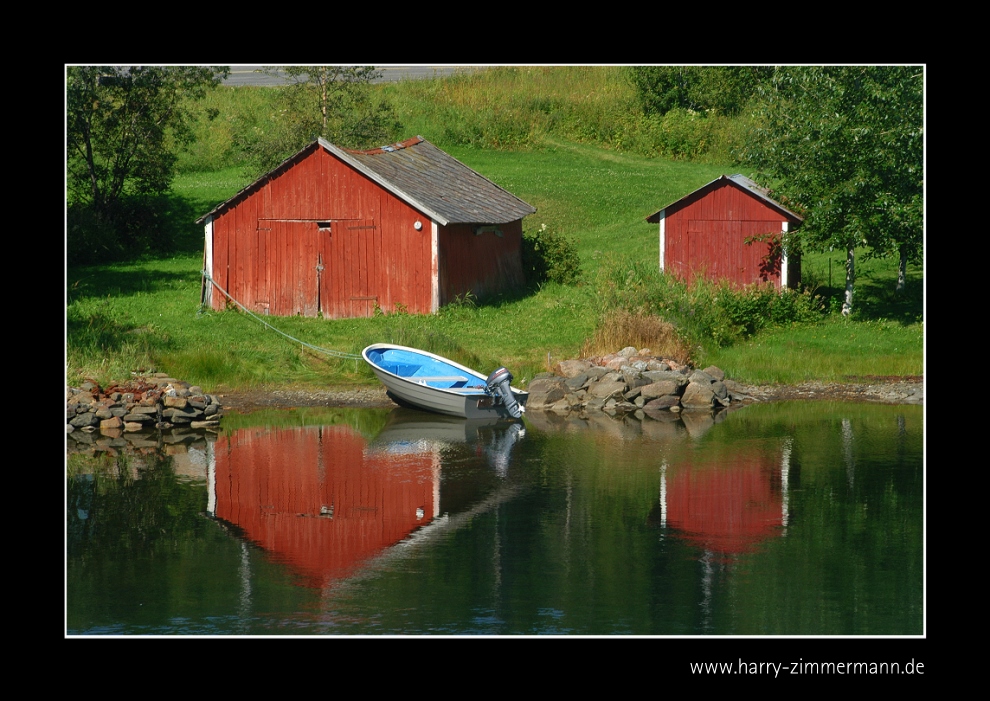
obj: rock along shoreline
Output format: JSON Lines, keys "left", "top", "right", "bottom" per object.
{"left": 66, "top": 374, "right": 224, "bottom": 457}
{"left": 524, "top": 346, "right": 923, "bottom": 420}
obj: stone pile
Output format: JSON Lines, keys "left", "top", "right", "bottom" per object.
{"left": 526, "top": 347, "right": 749, "bottom": 420}
{"left": 66, "top": 374, "right": 224, "bottom": 448}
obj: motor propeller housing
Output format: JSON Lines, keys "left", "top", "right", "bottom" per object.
{"left": 486, "top": 367, "right": 524, "bottom": 419}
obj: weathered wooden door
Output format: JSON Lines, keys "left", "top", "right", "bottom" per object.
{"left": 256, "top": 220, "right": 321, "bottom": 317}
{"left": 252, "top": 220, "right": 336, "bottom": 317}
{"left": 258, "top": 219, "right": 382, "bottom": 318}
{"left": 321, "top": 219, "right": 379, "bottom": 318}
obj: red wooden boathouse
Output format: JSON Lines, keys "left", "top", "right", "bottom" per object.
{"left": 646, "top": 174, "right": 803, "bottom": 289}
{"left": 198, "top": 136, "right": 536, "bottom": 318}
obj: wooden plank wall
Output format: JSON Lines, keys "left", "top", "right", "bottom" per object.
{"left": 438, "top": 221, "right": 524, "bottom": 304}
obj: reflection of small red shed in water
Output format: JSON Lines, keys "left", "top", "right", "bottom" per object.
{"left": 646, "top": 175, "right": 803, "bottom": 289}
{"left": 211, "top": 425, "right": 438, "bottom": 588}
{"left": 660, "top": 445, "right": 789, "bottom": 557}
{"left": 198, "top": 136, "right": 535, "bottom": 318}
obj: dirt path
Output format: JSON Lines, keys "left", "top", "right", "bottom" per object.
{"left": 726, "top": 378, "right": 923, "bottom": 405}
{"left": 216, "top": 385, "right": 394, "bottom": 412}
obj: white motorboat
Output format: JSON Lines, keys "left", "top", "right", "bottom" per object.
{"left": 362, "top": 343, "right": 527, "bottom": 419}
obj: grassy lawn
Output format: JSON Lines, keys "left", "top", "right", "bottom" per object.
{"left": 442, "top": 139, "right": 730, "bottom": 274}
{"left": 699, "top": 317, "right": 924, "bottom": 384}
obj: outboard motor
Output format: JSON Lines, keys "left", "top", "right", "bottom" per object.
{"left": 486, "top": 367, "right": 524, "bottom": 419}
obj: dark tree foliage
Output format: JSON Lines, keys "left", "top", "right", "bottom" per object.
{"left": 744, "top": 66, "right": 924, "bottom": 306}
{"left": 66, "top": 65, "right": 228, "bottom": 264}
{"left": 628, "top": 66, "right": 773, "bottom": 116}
{"left": 244, "top": 66, "right": 404, "bottom": 172}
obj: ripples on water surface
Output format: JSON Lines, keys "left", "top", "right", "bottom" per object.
{"left": 66, "top": 401, "right": 923, "bottom": 637}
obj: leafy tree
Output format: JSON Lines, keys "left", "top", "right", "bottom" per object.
{"left": 744, "top": 66, "right": 924, "bottom": 312}
{"left": 67, "top": 65, "right": 228, "bottom": 216}
{"left": 66, "top": 65, "right": 228, "bottom": 262}
{"left": 246, "top": 66, "right": 403, "bottom": 171}
{"left": 628, "top": 66, "right": 773, "bottom": 116}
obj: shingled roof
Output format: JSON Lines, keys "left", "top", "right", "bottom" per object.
{"left": 325, "top": 136, "right": 535, "bottom": 225}
{"left": 646, "top": 174, "right": 803, "bottom": 224}
{"left": 197, "top": 136, "right": 536, "bottom": 226}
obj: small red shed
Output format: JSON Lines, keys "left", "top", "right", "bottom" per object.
{"left": 646, "top": 174, "right": 803, "bottom": 289}
{"left": 198, "top": 136, "right": 536, "bottom": 318}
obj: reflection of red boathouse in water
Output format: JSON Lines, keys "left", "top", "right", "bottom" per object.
{"left": 211, "top": 425, "right": 438, "bottom": 588}
{"left": 659, "top": 442, "right": 791, "bottom": 557}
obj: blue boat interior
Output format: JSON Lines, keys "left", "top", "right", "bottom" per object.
{"left": 368, "top": 348, "right": 488, "bottom": 391}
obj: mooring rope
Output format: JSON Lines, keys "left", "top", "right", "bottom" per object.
{"left": 201, "top": 271, "right": 363, "bottom": 360}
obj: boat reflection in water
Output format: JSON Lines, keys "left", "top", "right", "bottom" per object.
{"left": 207, "top": 409, "right": 525, "bottom": 588}
{"left": 368, "top": 409, "right": 525, "bottom": 478}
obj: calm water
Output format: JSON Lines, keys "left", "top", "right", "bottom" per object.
{"left": 66, "top": 401, "right": 923, "bottom": 636}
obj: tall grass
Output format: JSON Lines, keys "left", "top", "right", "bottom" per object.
{"left": 384, "top": 66, "right": 636, "bottom": 150}
{"left": 580, "top": 309, "right": 693, "bottom": 363}
{"left": 177, "top": 86, "right": 276, "bottom": 173}
{"left": 698, "top": 317, "right": 924, "bottom": 384}
{"left": 66, "top": 296, "right": 164, "bottom": 382}
{"left": 178, "top": 67, "right": 753, "bottom": 177}
{"left": 384, "top": 67, "right": 752, "bottom": 163}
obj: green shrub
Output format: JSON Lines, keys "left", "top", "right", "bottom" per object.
{"left": 718, "top": 283, "right": 825, "bottom": 336}
{"left": 593, "top": 256, "right": 825, "bottom": 350}
{"left": 522, "top": 224, "right": 581, "bottom": 286}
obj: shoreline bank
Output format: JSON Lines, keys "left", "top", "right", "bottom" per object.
{"left": 214, "top": 377, "right": 923, "bottom": 414}
{"left": 66, "top": 374, "right": 922, "bottom": 459}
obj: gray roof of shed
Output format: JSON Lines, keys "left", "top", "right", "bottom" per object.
{"left": 325, "top": 136, "right": 536, "bottom": 225}
{"left": 645, "top": 174, "right": 803, "bottom": 223}
{"left": 197, "top": 136, "right": 536, "bottom": 226}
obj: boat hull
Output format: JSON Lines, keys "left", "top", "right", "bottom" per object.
{"left": 362, "top": 344, "right": 528, "bottom": 419}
